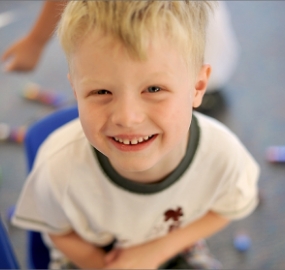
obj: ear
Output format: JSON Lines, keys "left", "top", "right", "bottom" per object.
{"left": 67, "top": 73, "right": 77, "bottom": 100}
{"left": 192, "top": 64, "right": 211, "bottom": 108}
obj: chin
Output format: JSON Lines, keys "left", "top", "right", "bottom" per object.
{"left": 114, "top": 159, "right": 158, "bottom": 175}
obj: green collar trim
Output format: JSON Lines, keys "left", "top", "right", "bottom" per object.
{"left": 93, "top": 114, "right": 200, "bottom": 194}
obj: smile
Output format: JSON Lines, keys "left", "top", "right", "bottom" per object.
{"left": 113, "top": 135, "right": 154, "bottom": 145}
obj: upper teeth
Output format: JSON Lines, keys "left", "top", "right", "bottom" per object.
{"left": 114, "top": 135, "right": 153, "bottom": 145}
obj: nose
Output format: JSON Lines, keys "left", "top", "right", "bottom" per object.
{"left": 110, "top": 94, "right": 145, "bottom": 128}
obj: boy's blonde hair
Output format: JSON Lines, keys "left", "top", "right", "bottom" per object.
{"left": 58, "top": 1, "right": 214, "bottom": 72}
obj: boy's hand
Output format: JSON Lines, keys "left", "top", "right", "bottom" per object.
{"left": 104, "top": 240, "right": 165, "bottom": 269}
{"left": 104, "top": 211, "right": 229, "bottom": 269}
{"left": 1, "top": 36, "right": 44, "bottom": 72}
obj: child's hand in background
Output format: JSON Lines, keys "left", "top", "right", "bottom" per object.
{"left": 2, "top": 35, "right": 44, "bottom": 72}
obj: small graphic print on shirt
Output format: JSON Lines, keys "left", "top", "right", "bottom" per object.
{"left": 146, "top": 206, "right": 185, "bottom": 240}
{"left": 164, "top": 207, "right": 184, "bottom": 232}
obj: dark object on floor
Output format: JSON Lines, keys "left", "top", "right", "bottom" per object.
{"left": 159, "top": 254, "right": 192, "bottom": 269}
{"left": 195, "top": 90, "right": 226, "bottom": 116}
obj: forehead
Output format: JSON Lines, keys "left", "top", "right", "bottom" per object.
{"left": 72, "top": 32, "right": 185, "bottom": 69}
{"left": 69, "top": 30, "right": 195, "bottom": 77}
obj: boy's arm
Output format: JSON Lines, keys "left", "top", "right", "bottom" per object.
{"left": 2, "top": 1, "right": 67, "bottom": 72}
{"left": 105, "top": 211, "right": 229, "bottom": 269}
{"left": 49, "top": 230, "right": 106, "bottom": 269}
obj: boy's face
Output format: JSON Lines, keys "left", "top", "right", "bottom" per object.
{"left": 68, "top": 32, "right": 210, "bottom": 183}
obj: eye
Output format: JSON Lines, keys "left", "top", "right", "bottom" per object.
{"left": 147, "top": 86, "right": 161, "bottom": 93}
{"left": 96, "top": 89, "right": 111, "bottom": 95}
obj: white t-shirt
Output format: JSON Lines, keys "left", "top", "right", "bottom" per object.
{"left": 12, "top": 112, "right": 259, "bottom": 250}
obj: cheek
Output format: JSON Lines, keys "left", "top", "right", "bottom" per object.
{"left": 78, "top": 105, "right": 101, "bottom": 142}
{"left": 152, "top": 96, "right": 192, "bottom": 139}
{"left": 172, "top": 98, "right": 192, "bottom": 134}
{"left": 79, "top": 114, "right": 94, "bottom": 142}
{"left": 160, "top": 95, "right": 192, "bottom": 124}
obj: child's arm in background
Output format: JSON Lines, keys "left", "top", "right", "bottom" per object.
{"left": 104, "top": 211, "right": 229, "bottom": 269}
{"left": 1, "top": 1, "right": 67, "bottom": 72}
{"left": 49, "top": 230, "right": 106, "bottom": 269}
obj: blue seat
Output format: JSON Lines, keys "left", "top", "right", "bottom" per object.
{"left": 25, "top": 106, "right": 79, "bottom": 171}
{"left": 0, "top": 217, "right": 20, "bottom": 269}
{"left": 23, "top": 106, "right": 79, "bottom": 269}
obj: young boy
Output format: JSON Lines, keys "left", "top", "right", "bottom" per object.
{"left": 12, "top": 1, "right": 259, "bottom": 269}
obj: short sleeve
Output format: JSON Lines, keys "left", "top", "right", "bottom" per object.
{"left": 12, "top": 160, "right": 72, "bottom": 235}
{"left": 211, "top": 144, "right": 260, "bottom": 220}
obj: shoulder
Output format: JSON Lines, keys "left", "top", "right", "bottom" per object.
{"left": 195, "top": 112, "right": 243, "bottom": 150}
{"left": 30, "top": 118, "right": 98, "bottom": 188}
{"left": 192, "top": 113, "right": 259, "bottom": 219}
{"left": 41, "top": 118, "right": 85, "bottom": 150}
{"left": 195, "top": 112, "right": 236, "bottom": 138}
{"left": 193, "top": 112, "right": 259, "bottom": 173}
{"left": 35, "top": 118, "right": 89, "bottom": 164}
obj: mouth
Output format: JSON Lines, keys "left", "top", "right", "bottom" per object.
{"left": 112, "top": 135, "right": 155, "bottom": 145}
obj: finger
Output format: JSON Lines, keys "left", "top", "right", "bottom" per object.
{"left": 1, "top": 47, "right": 13, "bottom": 61}
{"left": 105, "top": 249, "right": 120, "bottom": 264}
{"left": 4, "top": 59, "right": 19, "bottom": 72}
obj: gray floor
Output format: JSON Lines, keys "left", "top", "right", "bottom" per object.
{"left": 0, "top": 1, "right": 285, "bottom": 269}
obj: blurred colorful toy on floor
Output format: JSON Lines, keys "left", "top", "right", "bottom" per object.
{"left": 0, "top": 122, "right": 26, "bottom": 143}
{"left": 233, "top": 232, "right": 251, "bottom": 252}
{"left": 22, "top": 82, "right": 68, "bottom": 108}
{"left": 266, "top": 146, "right": 285, "bottom": 163}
